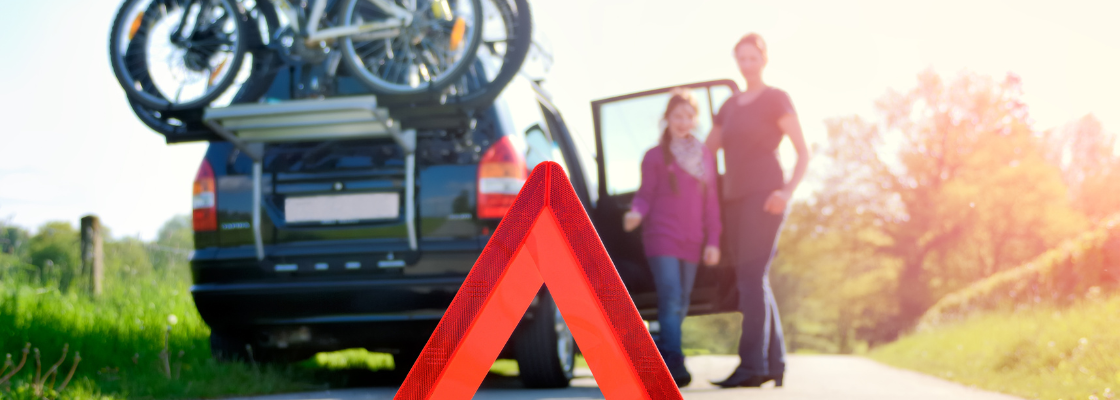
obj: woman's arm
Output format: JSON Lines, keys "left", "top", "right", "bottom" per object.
{"left": 702, "top": 151, "right": 722, "bottom": 266}
{"left": 779, "top": 113, "right": 811, "bottom": 195}
{"left": 704, "top": 125, "right": 723, "bottom": 154}
{"left": 625, "top": 151, "right": 660, "bottom": 232}
{"left": 763, "top": 113, "right": 812, "bottom": 214}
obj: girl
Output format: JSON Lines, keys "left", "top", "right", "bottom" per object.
{"left": 623, "top": 88, "right": 721, "bottom": 387}
{"left": 706, "top": 33, "right": 811, "bottom": 388}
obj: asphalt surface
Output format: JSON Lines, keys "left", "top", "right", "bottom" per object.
{"left": 223, "top": 355, "right": 1023, "bottom": 400}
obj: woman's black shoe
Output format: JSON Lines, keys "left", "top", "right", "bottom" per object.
{"left": 711, "top": 372, "right": 762, "bottom": 388}
{"left": 768, "top": 373, "right": 784, "bottom": 387}
{"left": 712, "top": 372, "right": 782, "bottom": 388}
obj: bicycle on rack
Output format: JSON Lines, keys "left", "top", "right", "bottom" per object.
{"left": 109, "top": 0, "right": 533, "bottom": 115}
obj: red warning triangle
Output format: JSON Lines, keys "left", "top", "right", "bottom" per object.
{"left": 394, "top": 161, "right": 681, "bottom": 400}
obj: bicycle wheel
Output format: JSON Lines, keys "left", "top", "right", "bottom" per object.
{"left": 128, "top": 49, "right": 278, "bottom": 142}
{"left": 127, "top": 3, "right": 280, "bottom": 142}
{"left": 110, "top": 0, "right": 250, "bottom": 110}
{"left": 443, "top": 0, "right": 530, "bottom": 108}
{"left": 128, "top": 95, "right": 211, "bottom": 142}
{"left": 341, "top": 0, "right": 484, "bottom": 96}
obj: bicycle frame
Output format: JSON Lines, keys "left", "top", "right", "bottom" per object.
{"left": 266, "top": 0, "right": 415, "bottom": 46}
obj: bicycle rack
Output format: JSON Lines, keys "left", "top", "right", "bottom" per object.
{"left": 203, "top": 95, "right": 417, "bottom": 261}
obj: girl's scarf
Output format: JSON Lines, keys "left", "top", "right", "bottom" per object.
{"left": 670, "top": 135, "right": 705, "bottom": 181}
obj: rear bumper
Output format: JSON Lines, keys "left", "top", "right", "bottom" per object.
{"left": 189, "top": 245, "right": 483, "bottom": 329}
{"left": 188, "top": 243, "right": 492, "bottom": 351}
{"left": 191, "top": 275, "right": 467, "bottom": 352}
{"left": 191, "top": 276, "right": 464, "bottom": 327}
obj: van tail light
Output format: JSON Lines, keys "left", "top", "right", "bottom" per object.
{"left": 193, "top": 159, "right": 218, "bottom": 232}
{"left": 477, "top": 136, "right": 527, "bottom": 219}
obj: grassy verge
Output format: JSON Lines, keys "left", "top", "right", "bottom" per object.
{"left": 0, "top": 280, "right": 316, "bottom": 399}
{"left": 870, "top": 294, "right": 1120, "bottom": 400}
{"left": 920, "top": 215, "right": 1118, "bottom": 329}
{"left": 682, "top": 313, "right": 742, "bottom": 355}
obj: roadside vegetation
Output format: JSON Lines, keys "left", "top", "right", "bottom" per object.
{"left": 872, "top": 217, "right": 1119, "bottom": 399}
{"left": 0, "top": 216, "right": 319, "bottom": 399}
{"left": 0, "top": 215, "right": 572, "bottom": 399}
{"left": 872, "top": 295, "right": 1120, "bottom": 400}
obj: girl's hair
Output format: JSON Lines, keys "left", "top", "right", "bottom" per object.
{"left": 734, "top": 32, "right": 768, "bottom": 62}
{"left": 659, "top": 88, "right": 700, "bottom": 193}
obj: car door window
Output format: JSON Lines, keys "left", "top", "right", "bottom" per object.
{"left": 709, "top": 84, "right": 734, "bottom": 174}
{"left": 595, "top": 82, "right": 737, "bottom": 197}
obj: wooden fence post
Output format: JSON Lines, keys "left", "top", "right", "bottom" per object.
{"left": 80, "top": 215, "right": 103, "bottom": 297}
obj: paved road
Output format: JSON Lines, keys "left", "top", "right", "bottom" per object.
{"left": 227, "top": 355, "right": 1023, "bottom": 400}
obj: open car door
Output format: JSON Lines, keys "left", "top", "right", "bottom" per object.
{"left": 590, "top": 80, "right": 740, "bottom": 319}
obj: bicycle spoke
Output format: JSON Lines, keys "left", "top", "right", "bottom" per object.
{"left": 400, "top": 43, "right": 419, "bottom": 84}
{"left": 419, "top": 39, "right": 446, "bottom": 77}
{"left": 389, "top": 58, "right": 405, "bottom": 83}
{"left": 355, "top": 39, "right": 384, "bottom": 59}
{"left": 382, "top": 57, "right": 399, "bottom": 81}
{"left": 390, "top": 37, "right": 410, "bottom": 82}
{"left": 394, "top": 55, "right": 411, "bottom": 84}
{"left": 425, "top": 38, "right": 452, "bottom": 64}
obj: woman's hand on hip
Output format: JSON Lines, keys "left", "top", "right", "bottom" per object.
{"left": 623, "top": 210, "right": 643, "bottom": 232}
{"left": 703, "top": 245, "right": 721, "bottom": 266}
{"left": 763, "top": 190, "right": 790, "bottom": 215}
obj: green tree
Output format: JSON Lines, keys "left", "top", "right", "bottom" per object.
{"left": 773, "top": 192, "right": 899, "bottom": 351}
{"left": 105, "top": 237, "right": 156, "bottom": 286}
{"left": 28, "top": 221, "right": 81, "bottom": 291}
{"left": 0, "top": 221, "right": 33, "bottom": 282}
{"left": 149, "top": 214, "right": 193, "bottom": 282}
{"left": 1043, "top": 114, "right": 1120, "bottom": 219}
{"left": 1, "top": 222, "right": 30, "bottom": 257}
{"left": 814, "top": 70, "right": 1087, "bottom": 333}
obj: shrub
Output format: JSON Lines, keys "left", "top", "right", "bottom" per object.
{"left": 917, "top": 214, "right": 1120, "bottom": 330}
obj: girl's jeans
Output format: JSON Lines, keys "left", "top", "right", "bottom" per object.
{"left": 648, "top": 255, "right": 699, "bottom": 364}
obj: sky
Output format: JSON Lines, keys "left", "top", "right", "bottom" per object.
{"left": 1, "top": 0, "right": 1118, "bottom": 240}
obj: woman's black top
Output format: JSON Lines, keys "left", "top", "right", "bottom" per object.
{"left": 714, "top": 87, "right": 795, "bottom": 200}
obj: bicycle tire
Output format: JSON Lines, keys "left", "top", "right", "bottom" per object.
{"left": 230, "top": 0, "right": 283, "bottom": 103}
{"left": 443, "top": 0, "right": 531, "bottom": 109}
{"left": 341, "top": 0, "right": 485, "bottom": 96}
{"left": 125, "top": 0, "right": 279, "bottom": 142}
{"left": 127, "top": 95, "right": 211, "bottom": 142}
{"left": 131, "top": 28, "right": 279, "bottom": 141}
{"left": 109, "top": 0, "right": 251, "bottom": 110}
{"left": 128, "top": 52, "right": 280, "bottom": 142}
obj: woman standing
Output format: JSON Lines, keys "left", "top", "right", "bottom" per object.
{"left": 623, "top": 88, "right": 722, "bottom": 387}
{"left": 707, "top": 33, "right": 810, "bottom": 388}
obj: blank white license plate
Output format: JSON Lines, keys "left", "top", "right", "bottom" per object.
{"left": 285, "top": 193, "right": 399, "bottom": 223}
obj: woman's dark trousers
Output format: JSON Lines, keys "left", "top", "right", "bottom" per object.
{"left": 724, "top": 193, "right": 786, "bottom": 377}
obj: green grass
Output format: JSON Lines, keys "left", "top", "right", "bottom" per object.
{"left": 301, "top": 349, "right": 395, "bottom": 372}
{"left": 488, "top": 360, "right": 520, "bottom": 377}
{"left": 0, "top": 271, "right": 596, "bottom": 399}
{"left": 0, "top": 279, "right": 316, "bottom": 399}
{"left": 682, "top": 313, "right": 742, "bottom": 355}
{"left": 871, "top": 294, "right": 1120, "bottom": 400}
